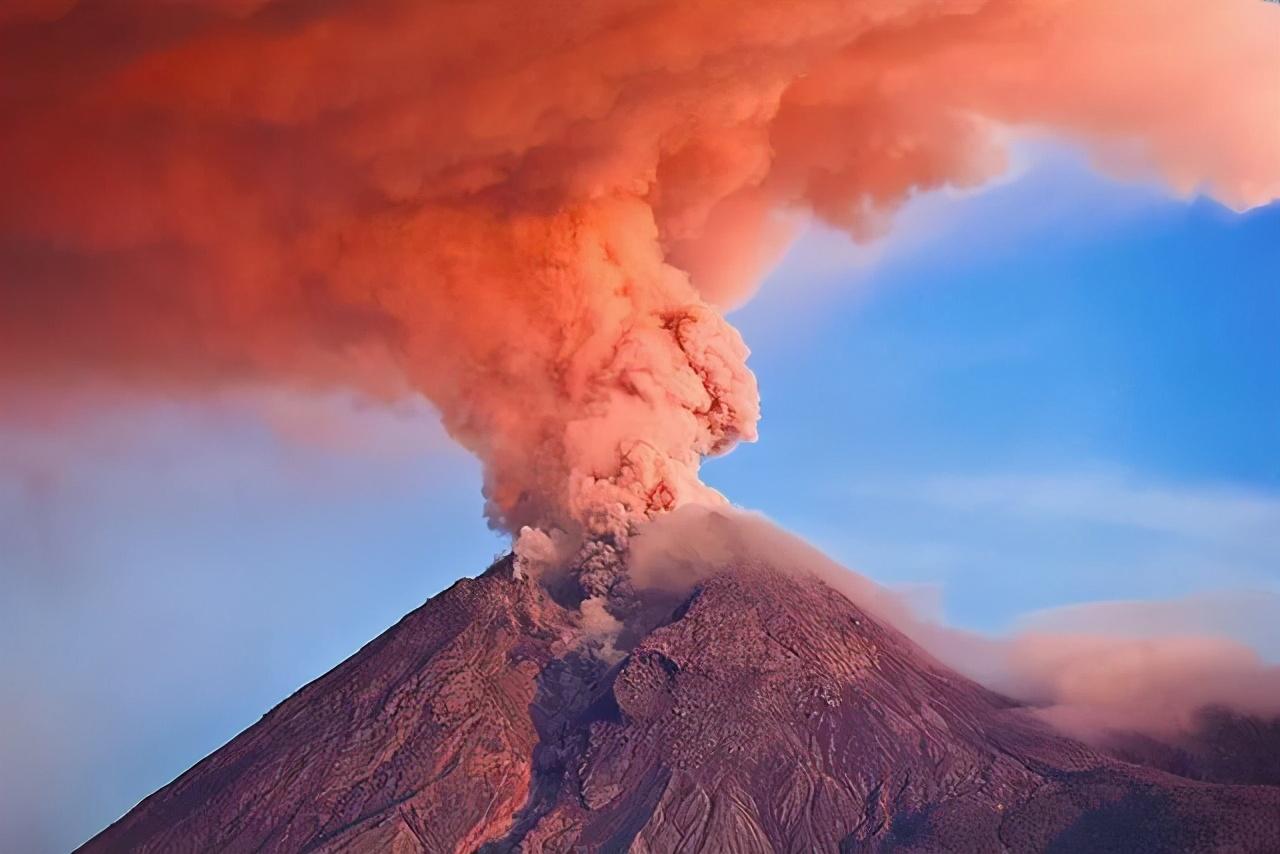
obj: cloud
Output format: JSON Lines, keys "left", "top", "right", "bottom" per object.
{"left": 759, "top": 136, "right": 1175, "bottom": 309}
{"left": 988, "top": 632, "right": 1280, "bottom": 739}
{"left": 831, "top": 468, "right": 1280, "bottom": 623}
{"left": 629, "top": 505, "right": 1280, "bottom": 740}
{"left": 1018, "top": 590, "right": 1280, "bottom": 661}
{"left": 2, "top": 0, "right": 1277, "bottom": 555}
{"left": 906, "top": 471, "right": 1280, "bottom": 545}
{"left": 580, "top": 596, "right": 626, "bottom": 664}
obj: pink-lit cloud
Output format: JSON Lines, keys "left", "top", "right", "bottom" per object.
{"left": 2, "top": 0, "right": 1277, "bottom": 555}
{"left": 629, "top": 506, "right": 1280, "bottom": 739}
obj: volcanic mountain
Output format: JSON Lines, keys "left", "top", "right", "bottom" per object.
{"left": 79, "top": 555, "right": 1280, "bottom": 853}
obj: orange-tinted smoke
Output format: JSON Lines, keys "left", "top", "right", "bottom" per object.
{"left": 2, "top": 0, "right": 1276, "bottom": 540}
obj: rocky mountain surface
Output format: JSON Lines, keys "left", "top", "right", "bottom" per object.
{"left": 79, "top": 559, "right": 1280, "bottom": 853}
{"left": 1104, "top": 710, "right": 1280, "bottom": 788}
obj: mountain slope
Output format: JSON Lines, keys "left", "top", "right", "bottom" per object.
{"left": 79, "top": 560, "right": 1280, "bottom": 853}
{"left": 80, "top": 566, "right": 578, "bottom": 853}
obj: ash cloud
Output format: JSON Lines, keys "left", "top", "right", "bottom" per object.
{"left": 3, "top": 0, "right": 1277, "bottom": 565}
{"left": 630, "top": 506, "right": 1280, "bottom": 741}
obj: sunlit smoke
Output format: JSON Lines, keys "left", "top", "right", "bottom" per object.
{"left": 2, "top": 0, "right": 1277, "bottom": 559}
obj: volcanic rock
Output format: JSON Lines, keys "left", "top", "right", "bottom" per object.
{"left": 79, "top": 559, "right": 1280, "bottom": 853}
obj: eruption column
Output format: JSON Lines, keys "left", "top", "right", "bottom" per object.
{"left": 0, "top": 0, "right": 1276, "bottom": 588}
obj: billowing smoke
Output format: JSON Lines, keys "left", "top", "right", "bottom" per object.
{"left": 2, "top": 0, "right": 1277, "bottom": 571}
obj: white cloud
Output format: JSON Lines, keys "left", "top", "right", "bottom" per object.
{"left": 903, "top": 470, "right": 1280, "bottom": 548}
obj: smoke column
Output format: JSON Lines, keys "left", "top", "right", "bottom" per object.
{"left": 2, "top": 0, "right": 1277, "bottom": 572}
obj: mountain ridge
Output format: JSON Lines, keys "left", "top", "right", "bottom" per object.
{"left": 79, "top": 557, "right": 1280, "bottom": 853}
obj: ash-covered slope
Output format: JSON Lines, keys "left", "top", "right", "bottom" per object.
{"left": 80, "top": 560, "right": 1280, "bottom": 853}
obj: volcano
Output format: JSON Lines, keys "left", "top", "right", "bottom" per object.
{"left": 79, "top": 556, "right": 1280, "bottom": 853}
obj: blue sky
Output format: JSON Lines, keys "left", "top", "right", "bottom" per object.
{"left": 2, "top": 142, "right": 1277, "bottom": 852}
{"left": 714, "top": 142, "right": 1280, "bottom": 632}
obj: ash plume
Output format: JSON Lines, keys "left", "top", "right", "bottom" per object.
{"left": 630, "top": 506, "right": 1280, "bottom": 741}
{"left": 2, "top": 0, "right": 1277, "bottom": 567}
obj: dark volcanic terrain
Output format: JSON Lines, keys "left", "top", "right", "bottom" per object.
{"left": 80, "top": 559, "right": 1280, "bottom": 853}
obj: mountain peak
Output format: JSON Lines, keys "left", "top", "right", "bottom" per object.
{"left": 79, "top": 560, "right": 1280, "bottom": 853}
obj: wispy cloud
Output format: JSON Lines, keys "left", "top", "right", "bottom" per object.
{"left": 902, "top": 470, "right": 1280, "bottom": 548}
{"left": 803, "top": 467, "right": 1280, "bottom": 648}
{"left": 1017, "top": 589, "right": 1280, "bottom": 658}
{"left": 753, "top": 137, "right": 1174, "bottom": 318}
